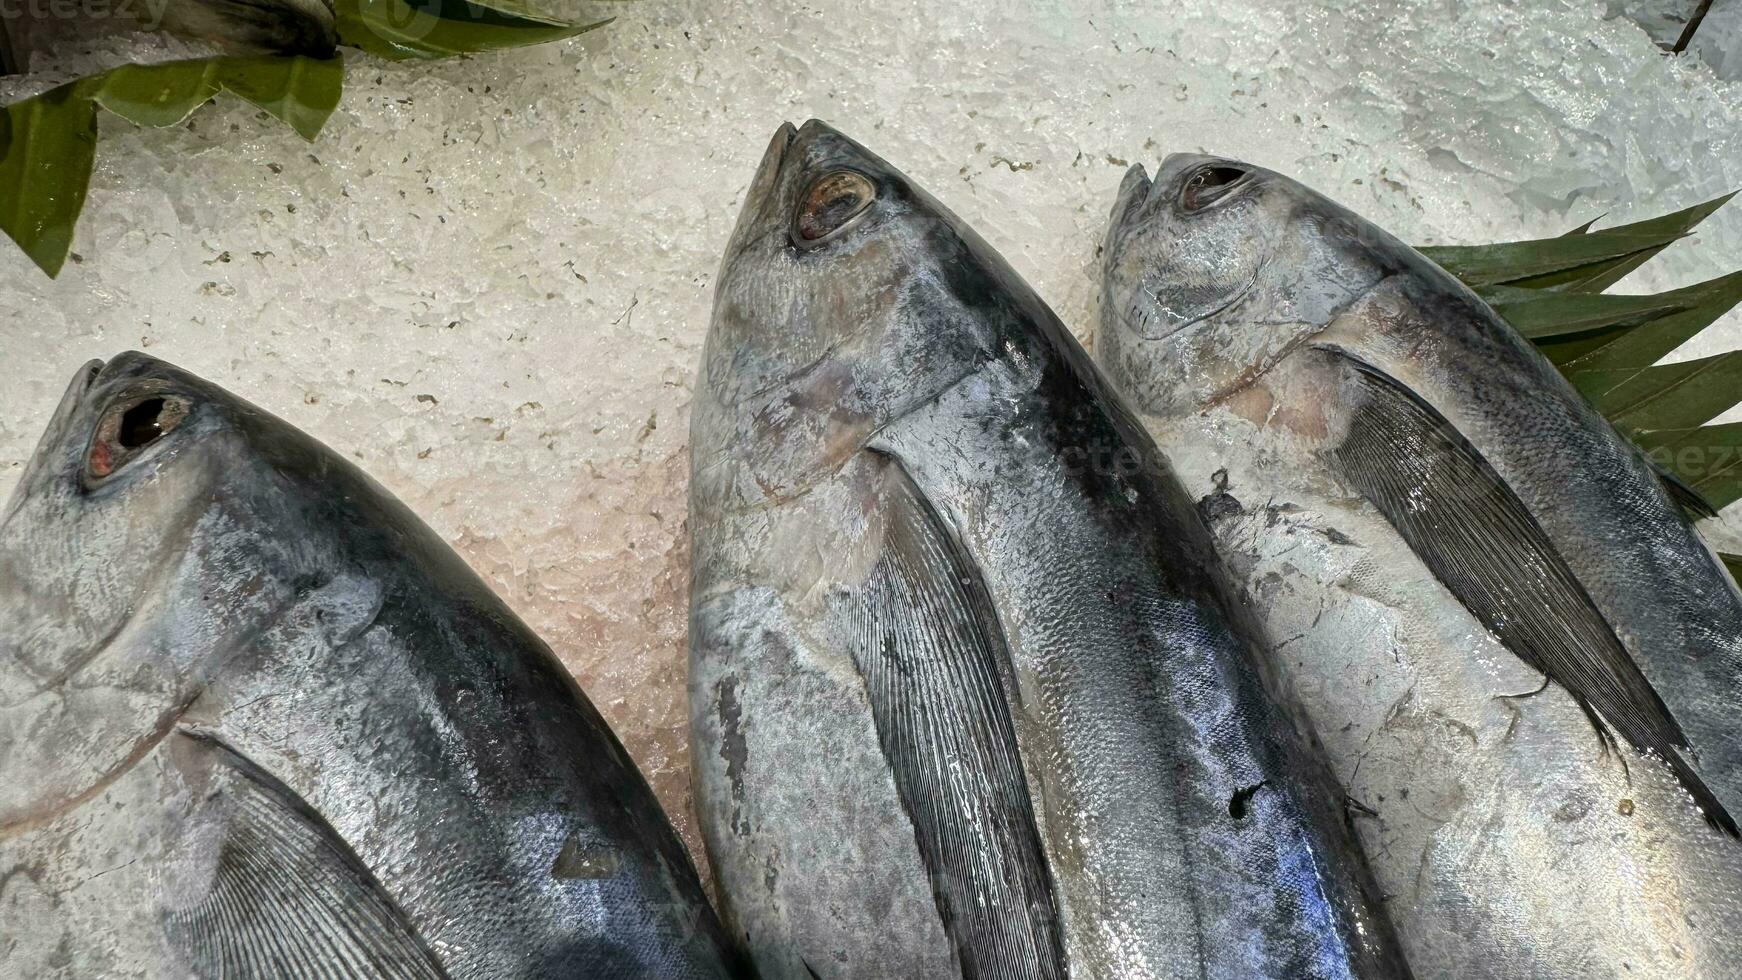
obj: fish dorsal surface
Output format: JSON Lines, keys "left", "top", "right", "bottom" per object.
{"left": 0, "top": 352, "right": 743, "bottom": 980}
{"left": 1096, "top": 153, "right": 1742, "bottom": 979}
{"left": 690, "top": 121, "right": 1409, "bottom": 980}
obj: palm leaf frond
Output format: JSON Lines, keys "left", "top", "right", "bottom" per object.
{"left": 1424, "top": 193, "right": 1742, "bottom": 512}
{"left": 1424, "top": 193, "right": 1735, "bottom": 292}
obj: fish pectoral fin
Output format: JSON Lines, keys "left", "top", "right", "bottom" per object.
{"left": 164, "top": 731, "right": 452, "bottom": 978}
{"left": 1322, "top": 353, "right": 1739, "bottom": 837}
{"left": 827, "top": 454, "right": 1066, "bottom": 979}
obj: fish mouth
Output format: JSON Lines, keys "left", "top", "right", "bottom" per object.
{"left": 723, "top": 121, "right": 799, "bottom": 259}
{"left": 57, "top": 358, "right": 105, "bottom": 428}
{"left": 749, "top": 121, "right": 798, "bottom": 208}
{"left": 0, "top": 359, "right": 104, "bottom": 527}
{"left": 1107, "top": 163, "right": 1153, "bottom": 235}
{"left": 726, "top": 119, "right": 856, "bottom": 261}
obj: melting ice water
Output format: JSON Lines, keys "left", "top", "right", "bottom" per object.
{"left": 0, "top": 0, "right": 1738, "bottom": 875}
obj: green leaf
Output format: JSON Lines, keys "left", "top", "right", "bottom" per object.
{"left": 0, "top": 55, "right": 341, "bottom": 277}
{"left": 1420, "top": 192, "right": 1735, "bottom": 290}
{"left": 1535, "top": 193, "right": 1733, "bottom": 293}
{"left": 0, "top": 85, "right": 100, "bottom": 277}
{"left": 334, "top": 0, "right": 610, "bottom": 60}
{"left": 1491, "top": 290, "right": 1689, "bottom": 340}
{"left": 1435, "top": 194, "right": 1742, "bottom": 517}
{"left": 1574, "top": 350, "right": 1742, "bottom": 433}
{"left": 1539, "top": 272, "right": 1742, "bottom": 371}
{"left": 1722, "top": 553, "right": 1742, "bottom": 589}
{"left": 1424, "top": 231, "right": 1683, "bottom": 289}
{"left": 82, "top": 55, "right": 342, "bottom": 139}
{"left": 1631, "top": 421, "right": 1742, "bottom": 511}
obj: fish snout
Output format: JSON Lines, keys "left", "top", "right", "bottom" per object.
{"left": 0, "top": 359, "right": 105, "bottom": 526}
{"left": 786, "top": 118, "right": 873, "bottom": 178}
{"left": 94, "top": 350, "right": 182, "bottom": 391}
{"left": 721, "top": 122, "right": 799, "bottom": 267}
{"left": 790, "top": 117, "right": 846, "bottom": 152}
{"left": 1109, "top": 163, "right": 1154, "bottom": 232}
{"left": 745, "top": 121, "right": 798, "bottom": 211}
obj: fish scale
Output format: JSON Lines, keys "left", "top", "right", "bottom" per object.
{"left": 0, "top": 352, "right": 743, "bottom": 979}
{"left": 688, "top": 119, "right": 1408, "bottom": 980}
{"left": 1097, "top": 151, "right": 1742, "bottom": 979}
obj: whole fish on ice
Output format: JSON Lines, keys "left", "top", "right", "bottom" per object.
{"left": 1097, "top": 154, "right": 1742, "bottom": 979}
{"left": 0, "top": 353, "right": 744, "bottom": 979}
{"left": 687, "top": 120, "right": 1410, "bottom": 980}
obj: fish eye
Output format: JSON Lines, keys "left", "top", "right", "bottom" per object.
{"left": 794, "top": 170, "right": 875, "bottom": 244}
{"left": 1180, "top": 165, "right": 1250, "bottom": 212}
{"left": 87, "top": 393, "right": 192, "bottom": 480}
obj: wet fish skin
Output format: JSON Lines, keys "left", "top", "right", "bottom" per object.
{"left": 0, "top": 353, "right": 743, "bottom": 979}
{"left": 1097, "top": 153, "right": 1742, "bottom": 978}
{"left": 0, "top": 0, "right": 334, "bottom": 76}
{"left": 155, "top": 0, "right": 337, "bottom": 58}
{"left": 689, "top": 120, "right": 1409, "bottom": 979}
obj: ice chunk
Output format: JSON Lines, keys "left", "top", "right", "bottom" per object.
{"left": 1612, "top": 0, "right": 1742, "bottom": 80}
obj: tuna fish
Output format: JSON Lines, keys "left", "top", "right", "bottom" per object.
{"left": 1097, "top": 154, "right": 1742, "bottom": 979}
{"left": 0, "top": 353, "right": 743, "bottom": 979}
{"left": 0, "top": 0, "right": 333, "bottom": 76}
{"left": 687, "top": 120, "right": 1410, "bottom": 980}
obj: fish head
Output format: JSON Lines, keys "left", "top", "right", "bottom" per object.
{"left": 697, "top": 119, "right": 1020, "bottom": 508}
{"left": 0, "top": 353, "right": 322, "bottom": 719}
{"left": 1099, "top": 153, "right": 1392, "bottom": 417}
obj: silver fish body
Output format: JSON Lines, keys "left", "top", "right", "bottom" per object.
{"left": 155, "top": 0, "right": 337, "bottom": 57}
{"left": 1097, "top": 154, "right": 1742, "bottom": 978}
{"left": 688, "top": 121, "right": 1409, "bottom": 980}
{"left": 0, "top": 353, "right": 742, "bottom": 979}
{"left": 0, "top": 0, "right": 334, "bottom": 76}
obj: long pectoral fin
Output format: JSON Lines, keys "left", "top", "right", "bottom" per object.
{"left": 164, "top": 732, "right": 451, "bottom": 979}
{"left": 828, "top": 455, "right": 1065, "bottom": 980}
{"left": 1323, "top": 354, "right": 1738, "bottom": 836}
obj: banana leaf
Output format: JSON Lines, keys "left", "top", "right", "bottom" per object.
{"left": 1724, "top": 553, "right": 1742, "bottom": 588}
{"left": 334, "top": 0, "right": 610, "bottom": 60}
{"left": 1491, "top": 289, "right": 1690, "bottom": 340}
{"left": 1, "top": 55, "right": 341, "bottom": 277}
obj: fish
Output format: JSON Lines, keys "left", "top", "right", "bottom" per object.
{"left": 154, "top": 0, "right": 337, "bottom": 58}
{"left": 1096, "top": 154, "right": 1742, "bottom": 978}
{"left": 0, "top": 0, "right": 333, "bottom": 77}
{"left": 687, "top": 119, "right": 1411, "bottom": 980}
{"left": 0, "top": 353, "right": 744, "bottom": 979}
